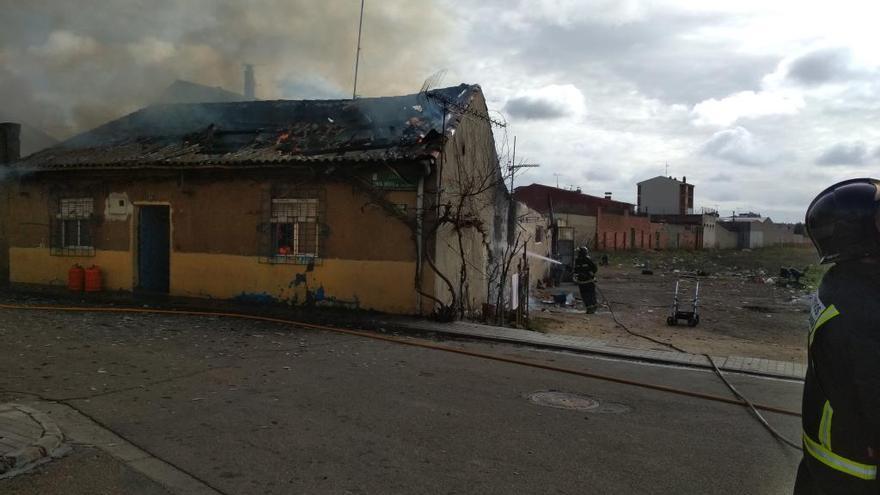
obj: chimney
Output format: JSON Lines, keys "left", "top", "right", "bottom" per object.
{"left": 683, "top": 175, "right": 687, "bottom": 183}
{"left": 604, "top": 192, "right": 612, "bottom": 200}
{"left": 243, "top": 64, "right": 256, "bottom": 99}
{"left": 576, "top": 187, "right": 582, "bottom": 194}
{"left": 0, "top": 122, "right": 21, "bottom": 164}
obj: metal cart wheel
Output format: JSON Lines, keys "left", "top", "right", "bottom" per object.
{"left": 688, "top": 315, "right": 700, "bottom": 327}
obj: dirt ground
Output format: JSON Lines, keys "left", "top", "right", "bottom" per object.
{"left": 530, "top": 246, "right": 823, "bottom": 363}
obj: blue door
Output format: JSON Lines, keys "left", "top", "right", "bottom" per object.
{"left": 138, "top": 206, "right": 170, "bottom": 293}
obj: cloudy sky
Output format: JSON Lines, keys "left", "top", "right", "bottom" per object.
{"left": 3, "top": 1, "right": 880, "bottom": 221}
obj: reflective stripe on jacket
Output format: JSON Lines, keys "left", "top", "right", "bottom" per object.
{"left": 802, "top": 289, "right": 878, "bottom": 483}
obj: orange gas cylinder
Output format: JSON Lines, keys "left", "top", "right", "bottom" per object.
{"left": 84, "top": 265, "right": 103, "bottom": 292}
{"left": 68, "top": 265, "right": 85, "bottom": 292}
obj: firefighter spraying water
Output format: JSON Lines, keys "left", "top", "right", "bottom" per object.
{"left": 573, "top": 246, "right": 598, "bottom": 314}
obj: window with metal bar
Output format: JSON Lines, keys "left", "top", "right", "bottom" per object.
{"left": 269, "top": 198, "right": 319, "bottom": 262}
{"left": 51, "top": 198, "right": 95, "bottom": 256}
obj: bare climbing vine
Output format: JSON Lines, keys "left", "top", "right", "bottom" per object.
{"left": 334, "top": 98, "right": 525, "bottom": 323}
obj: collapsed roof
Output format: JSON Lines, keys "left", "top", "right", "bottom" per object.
{"left": 16, "top": 84, "right": 480, "bottom": 171}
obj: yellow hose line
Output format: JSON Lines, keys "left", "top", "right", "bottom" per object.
{"left": 0, "top": 303, "right": 801, "bottom": 418}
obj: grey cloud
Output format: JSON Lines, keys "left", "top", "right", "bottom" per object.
{"left": 815, "top": 141, "right": 869, "bottom": 165}
{"left": 461, "top": 3, "right": 777, "bottom": 105}
{"left": 581, "top": 167, "right": 615, "bottom": 182}
{"left": 712, "top": 189, "right": 740, "bottom": 202}
{"left": 709, "top": 173, "right": 733, "bottom": 182}
{"left": 787, "top": 47, "right": 853, "bottom": 85}
{"left": 505, "top": 96, "right": 569, "bottom": 119}
{"left": 699, "top": 127, "right": 774, "bottom": 166}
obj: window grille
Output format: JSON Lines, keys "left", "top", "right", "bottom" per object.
{"left": 267, "top": 198, "right": 319, "bottom": 263}
{"left": 51, "top": 198, "right": 95, "bottom": 256}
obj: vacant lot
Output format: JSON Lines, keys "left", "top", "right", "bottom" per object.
{"left": 532, "top": 246, "right": 822, "bottom": 363}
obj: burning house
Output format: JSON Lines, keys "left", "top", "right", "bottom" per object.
{"left": 2, "top": 84, "right": 507, "bottom": 316}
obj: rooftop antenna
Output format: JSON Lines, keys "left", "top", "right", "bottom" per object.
{"left": 665, "top": 161, "right": 669, "bottom": 176}
{"left": 508, "top": 136, "right": 540, "bottom": 194}
{"left": 420, "top": 69, "right": 447, "bottom": 93}
{"left": 352, "top": 0, "right": 365, "bottom": 99}
{"left": 553, "top": 173, "right": 562, "bottom": 189}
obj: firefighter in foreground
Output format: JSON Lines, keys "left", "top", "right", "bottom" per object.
{"left": 573, "top": 246, "right": 598, "bottom": 314}
{"left": 795, "top": 178, "right": 880, "bottom": 494}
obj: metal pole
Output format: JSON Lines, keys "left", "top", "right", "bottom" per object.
{"left": 510, "top": 136, "right": 516, "bottom": 195}
{"left": 353, "top": 0, "right": 365, "bottom": 99}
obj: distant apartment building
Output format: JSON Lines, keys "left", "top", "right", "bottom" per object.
{"left": 637, "top": 176, "right": 694, "bottom": 215}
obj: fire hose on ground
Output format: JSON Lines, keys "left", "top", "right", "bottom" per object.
{"left": 595, "top": 286, "right": 802, "bottom": 451}
{"left": 0, "top": 302, "right": 802, "bottom": 448}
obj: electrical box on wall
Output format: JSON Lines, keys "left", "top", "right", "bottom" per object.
{"left": 104, "top": 192, "right": 133, "bottom": 221}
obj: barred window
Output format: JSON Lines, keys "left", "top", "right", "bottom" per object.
{"left": 51, "top": 198, "right": 95, "bottom": 256}
{"left": 270, "top": 198, "right": 319, "bottom": 261}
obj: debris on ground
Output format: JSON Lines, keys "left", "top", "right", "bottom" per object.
{"left": 528, "top": 246, "right": 820, "bottom": 363}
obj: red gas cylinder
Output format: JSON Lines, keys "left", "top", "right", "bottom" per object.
{"left": 84, "top": 265, "right": 103, "bottom": 293}
{"left": 68, "top": 265, "right": 85, "bottom": 292}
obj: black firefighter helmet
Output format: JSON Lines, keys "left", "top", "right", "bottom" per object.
{"left": 805, "top": 178, "right": 880, "bottom": 264}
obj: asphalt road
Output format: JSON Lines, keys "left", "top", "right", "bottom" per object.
{"left": 0, "top": 307, "right": 803, "bottom": 494}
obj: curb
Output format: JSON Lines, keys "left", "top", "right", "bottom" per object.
{"left": 384, "top": 318, "right": 806, "bottom": 381}
{"left": 0, "top": 404, "right": 67, "bottom": 479}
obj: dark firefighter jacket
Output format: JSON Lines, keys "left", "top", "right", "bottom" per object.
{"left": 573, "top": 255, "right": 597, "bottom": 285}
{"left": 799, "top": 261, "right": 880, "bottom": 492}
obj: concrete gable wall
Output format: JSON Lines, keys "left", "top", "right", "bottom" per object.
{"left": 430, "top": 90, "right": 505, "bottom": 314}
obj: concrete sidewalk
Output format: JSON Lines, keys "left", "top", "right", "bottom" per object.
{"left": 384, "top": 317, "right": 806, "bottom": 380}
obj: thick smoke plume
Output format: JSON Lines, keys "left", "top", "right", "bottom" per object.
{"left": 0, "top": 0, "right": 452, "bottom": 140}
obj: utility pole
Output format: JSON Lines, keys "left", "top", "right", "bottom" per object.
{"left": 508, "top": 137, "right": 540, "bottom": 224}
{"left": 509, "top": 136, "right": 516, "bottom": 196}
{"left": 505, "top": 136, "right": 539, "bottom": 328}
{"left": 554, "top": 173, "right": 562, "bottom": 189}
{"left": 508, "top": 136, "right": 541, "bottom": 196}
{"left": 352, "top": 0, "right": 365, "bottom": 99}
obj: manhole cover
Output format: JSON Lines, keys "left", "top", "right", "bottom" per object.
{"left": 527, "top": 391, "right": 631, "bottom": 414}
{"left": 527, "top": 391, "right": 600, "bottom": 411}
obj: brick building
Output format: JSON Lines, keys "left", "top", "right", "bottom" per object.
{"left": 514, "top": 183, "right": 662, "bottom": 252}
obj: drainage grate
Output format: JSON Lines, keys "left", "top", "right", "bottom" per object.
{"left": 527, "top": 391, "right": 630, "bottom": 414}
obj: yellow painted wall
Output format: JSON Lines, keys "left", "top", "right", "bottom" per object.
{"left": 170, "top": 252, "right": 417, "bottom": 313}
{"left": 10, "top": 247, "right": 132, "bottom": 290}
{"left": 9, "top": 247, "right": 417, "bottom": 314}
